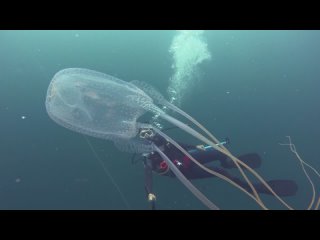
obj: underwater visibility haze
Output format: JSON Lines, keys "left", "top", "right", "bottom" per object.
{"left": 1, "top": 30, "right": 320, "bottom": 209}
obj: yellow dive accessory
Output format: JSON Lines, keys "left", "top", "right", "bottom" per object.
{"left": 148, "top": 193, "right": 156, "bottom": 202}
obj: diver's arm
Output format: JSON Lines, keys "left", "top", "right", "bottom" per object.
{"left": 144, "top": 159, "right": 156, "bottom": 210}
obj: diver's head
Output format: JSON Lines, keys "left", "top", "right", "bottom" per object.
{"left": 138, "top": 127, "right": 168, "bottom": 146}
{"left": 139, "top": 128, "right": 155, "bottom": 139}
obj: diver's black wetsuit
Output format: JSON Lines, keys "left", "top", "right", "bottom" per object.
{"left": 143, "top": 131, "right": 298, "bottom": 208}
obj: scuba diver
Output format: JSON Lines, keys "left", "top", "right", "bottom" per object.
{"left": 136, "top": 127, "right": 298, "bottom": 210}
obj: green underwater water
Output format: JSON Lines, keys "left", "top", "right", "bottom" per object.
{"left": 0, "top": 30, "right": 319, "bottom": 210}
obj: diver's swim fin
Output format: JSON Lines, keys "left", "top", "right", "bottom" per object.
{"left": 256, "top": 180, "right": 298, "bottom": 197}
{"left": 237, "top": 153, "right": 262, "bottom": 169}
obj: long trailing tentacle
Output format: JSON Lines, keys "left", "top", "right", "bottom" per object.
{"left": 130, "top": 81, "right": 312, "bottom": 210}
{"left": 84, "top": 136, "right": 131, "bottom": 209}
{"left": 158, "top": 113, "right": 294, "bottom": 209}
{"left": 160, "top": 104, "right": 296, "bottom": 209}
{"left": 152, "top": 144, "right": 220, "bottom": 210}
{"left": 152, "top": 127, "right": 269, "bottom": 210}
{"left": 279, "top": 136, "right": 320, "bottom": 210}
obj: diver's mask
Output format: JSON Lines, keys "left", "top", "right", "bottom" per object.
{"left": 139, "top": 128, "right": 155, "bottom": 140}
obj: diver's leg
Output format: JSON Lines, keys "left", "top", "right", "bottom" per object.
{"left": 186, "top": 165, "right": 297, "bottom": 197}
{"left": 254, "top": 180, "right": 298, "bottom": 197}
{"left": 185, "top": 165, "right": 260, "bottom": 194}
{"left": 188, "top": 147, "right": 229, "bottom": 165}
{"left": 186, "top": 164, "right": 244, "bottom": 182}
{"left": 188, "top": 146, "right": 262, "bottom": 169}
{"left": 220, "top": 153, "right": 262, "bottom": 169}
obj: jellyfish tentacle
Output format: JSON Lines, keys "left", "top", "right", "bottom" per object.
{"left": 279, "top": 136, "right": 320, "bottom": 210}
